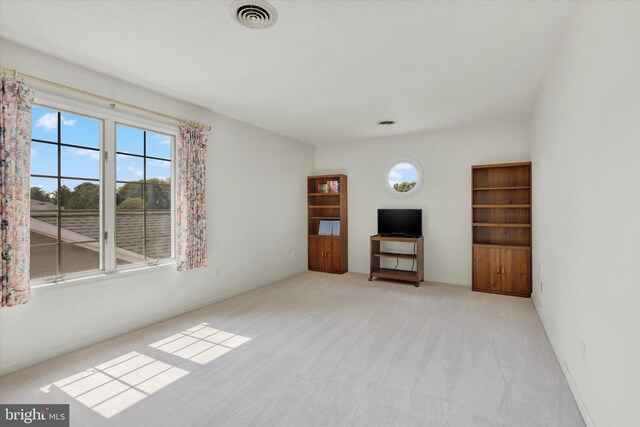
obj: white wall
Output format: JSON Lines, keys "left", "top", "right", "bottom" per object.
{"left": 530, "top": 3, "right": 640, "bottom": 427}
{"left": 0, "top": 39, "right": 314, "bottom": 375}
{"left": 315, "top": 121, "right": 530, "bottom": 285}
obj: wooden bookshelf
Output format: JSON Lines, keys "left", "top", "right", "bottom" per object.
{"left": 472, "top": 162, "right": 532, "bottom": 297}
{"left": 308, "top": 174, "right": 347, "bottom": 274}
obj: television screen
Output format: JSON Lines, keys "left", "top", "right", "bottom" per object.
{"left": 378, "top": 209, "right": 422, "bottom": 237}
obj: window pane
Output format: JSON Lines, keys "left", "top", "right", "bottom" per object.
{"left": 30, "top": 244, "right": 57, "bottom": 279}
{"left": 62, "top": 146, "right": 100, "bottom": 179}
{"left": 146, "top": 209, "right": 172, "bottom": 259}
{"left": 387, "top": 162, "right": 419, "bottom": 193}
{"left": 60, "top": 112, "right": 100, "bottom": 149}
{"left": 61, "top": 211, "right": 100, "bottom": 241}
{"left": 116, "top": 183, "right": 143, "bottom": 209}
{"left": 116, "top": 125, "right": 144, "bottom": 155}
{"left": 116, "top": 210, "right": 145, "bottom": 266}
{"left": 31, "top": 142, "right": 58, "bottom": 176}
{"left": 30, "top": 177, "right": 58, "bottom": 209}
{"left": 60, "top": 242, "right": 100, "bottom": 274}
{"left": 113, "top": 124, "right": 174, "bottom": 268}
{"left": 145, "top": 234, "right": 171, "bottom": 260}
{"left": 31, "top": 211, "right": 57, "bottom": 243}
{"left": 32, "top": 106, "right": 58, "bottom": 142}
{"left": 117, "top": 154, "right": 144, "bottom": 182}
{"left": 116, "top": 211, "right": 144, "bottom": 241}
{"left": 146, "top": 132, "right": 172, "bottom": 159}
{"left": 146, "top": 184, "right": 171, "bottom": 209}
{"left": 61, "top": 179, "right": 100, "bottom": 210}
{"left": 146, "top": 159, "right": 171, "bottom": 183}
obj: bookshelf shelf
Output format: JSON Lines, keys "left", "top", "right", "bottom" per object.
{"left": 473, "top": 186, "right": 530, "bottom": 191}
{"left": 473, "top": 223, "right": 531, "bottom": 228}
{"left": 308, "top": 175, "right": 348, "bottom": 274}
{"left": 372, "top": 251, "right": 417, "bottom": 260}
{"left": 473, "top": 204, "right": 531, "bottom": 208}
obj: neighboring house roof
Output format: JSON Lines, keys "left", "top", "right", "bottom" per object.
{"left": 30, "top": 202, "right": 172, "bottom": 262}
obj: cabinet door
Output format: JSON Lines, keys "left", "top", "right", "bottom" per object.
{"left": 324, "top": 238, "right": 342, "bottom": 273}
{"left": 501, "top": 248, "right": 531, "bottom": 295}
{"left": 308, "top": 238, "right": 324, "bottom": 271}
{"left": 473, "top": 247, "right": 501, "bottom": 292}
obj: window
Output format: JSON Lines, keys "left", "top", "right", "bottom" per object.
{"left": 30, "top": 106, "right": 102, "bottom": 279}
{"left": 385, "top": 159, "right": 423, "bottom": 197}
{"left": 29, "top": 102, "right": 175, "bottom": 282}
{"left": 115, "top": 125, "right": 173, "bottom": 265}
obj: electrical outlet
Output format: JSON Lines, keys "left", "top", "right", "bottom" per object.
{"left": 581, "top": 342, "right": 587, "bottom": 362}
{"left": 291, "top": 251, "right": 296, "bottom": 259}
{"left": 213, "top": 268, "right": 220, "bottom": 279}
{"left": 538, "top": 263, "right": 542, "bottom": 293}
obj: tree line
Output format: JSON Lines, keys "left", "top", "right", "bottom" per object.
{"left": 393, "top": 181, "right": 417, "bottom": 192}
{"left": 31, "top": 178, "right": 171, "bottom": 210}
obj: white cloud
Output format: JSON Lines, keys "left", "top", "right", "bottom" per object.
{"left": 127, "top": 165, "right": 143, "bottom": 177}
{"left": 148, "top": 159, "right": 170, "bottom": 167}
{"left": 31, "top": 147, "right": 37, "bottom": 157}
{"left": 150, "top": 133, "right": 172, "bottom": 145}
{"left": 67, "top": 147, "right": 100, "bottom": 160}
{"left": 35, "top": 113, "right": 58, "bottom": 132}
{"left": 388, "top": 170, "right": 403, "bottom": 180}
{"left": 61, "top": 116, "right": 77, "bottom": 127}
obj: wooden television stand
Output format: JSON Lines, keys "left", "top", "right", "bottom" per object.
{"left": 369, "top": 235, "right": 424, "bottom": 287}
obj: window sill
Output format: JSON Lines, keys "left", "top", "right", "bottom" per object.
{"left": 30, "top": 260, "right": 177, "bottom": 291}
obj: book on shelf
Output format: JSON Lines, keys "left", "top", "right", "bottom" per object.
{"left": 316, "top": 180, "right": 340, "bottom": 194}
{"left": 331, "top": 221, "right": 340, "bottom": 236}
{"left": 318, "top": 220, "right": 330, "bottom": 236}
{"left": 318, "top": 220, "right": 340, "bottom": 236}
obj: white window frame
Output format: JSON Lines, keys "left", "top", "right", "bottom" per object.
{"left": 30, "top": 92, "right": 177, "bottom": 287}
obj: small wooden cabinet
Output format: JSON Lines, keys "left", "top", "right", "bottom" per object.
{"left": 473, "top": 246, "right": 531, "bottom": 296}
{"left": 369, "top": 235, "right": 424, "bottom": 287}
{"left": 472, "top": 162, "right": 532, "bottom": 297}
{"left": 307, "top": 174, "right": 348, "bottom": 274}
{"left": 309, "top": 236, "right": 342, "bottom": 273}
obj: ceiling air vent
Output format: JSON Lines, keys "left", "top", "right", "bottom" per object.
{"left": 230, "top": 0, "right": 278, "bottom": 29}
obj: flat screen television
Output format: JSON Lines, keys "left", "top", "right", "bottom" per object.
{"left": 378, "top": 209, "right": 422, "bottom": 237}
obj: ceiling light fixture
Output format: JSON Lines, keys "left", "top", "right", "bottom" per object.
{"left": 377, "top": 120, "right": 397, "bottom": 126}
{"left": 230, "top": 0, "right": 278, "bottom": 29}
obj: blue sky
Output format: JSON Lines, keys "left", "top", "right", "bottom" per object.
{"left": 31, "top": 106, "right": 172, "bottom": 192}
{"left": 387, "top": 162, "right": 418, "bottom": 185}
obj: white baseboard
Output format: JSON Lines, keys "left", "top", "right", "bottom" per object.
{"left": 532, "top": 298, "right": 595, "bottom": 427}
{"left": 424, "top": 276, "right": 471, "bottom": 287}
{"left": 0, "top": 269, "right": 305, "bottom": 377}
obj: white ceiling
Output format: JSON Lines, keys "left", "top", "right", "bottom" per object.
{"left": 0, "top": 1, "right": 576, "bottom": 145}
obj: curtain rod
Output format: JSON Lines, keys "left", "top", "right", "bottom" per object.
{"left": 0, "top": 66, "right": 212, "bottom": 132}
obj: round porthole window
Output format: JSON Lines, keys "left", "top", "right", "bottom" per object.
{"left": 385, "top": 159, "right": 423, "bottom": 197}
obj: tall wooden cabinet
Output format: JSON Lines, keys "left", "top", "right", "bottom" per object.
{"left": 308, "top": 174, "right": 348, "bottom": 274}
{"left": 472, "top": 162, "right": 532, "bottom": 297}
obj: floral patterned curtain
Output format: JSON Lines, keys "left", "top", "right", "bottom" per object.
{"left": 1, "top": 76, "right": 35, "bottom": 307}
{"left": 176, "top": 124, "right": 209, "bottom": 271}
